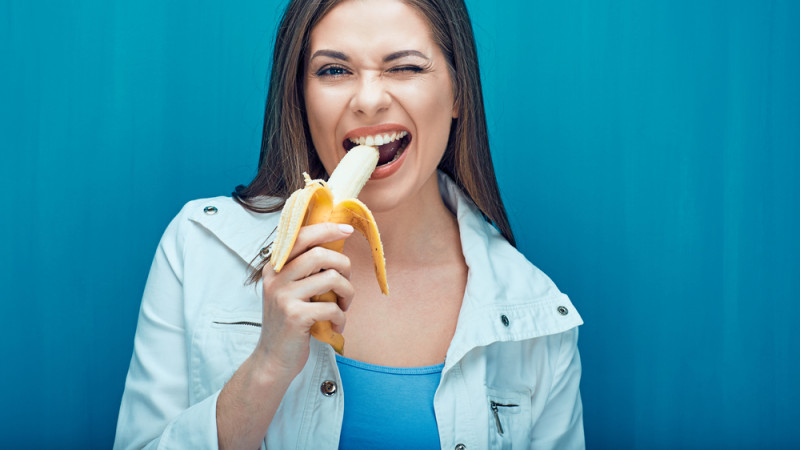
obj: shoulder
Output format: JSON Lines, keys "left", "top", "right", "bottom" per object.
{"left": 480, "top": 226, "right": 564, "bottom": 301}
{"left": 170, "top": 196, "right": 280, "bottom": 225}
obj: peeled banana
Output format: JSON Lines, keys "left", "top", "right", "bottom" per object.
{"left": 270, "top": 145, "right": 389, "bottom": 354}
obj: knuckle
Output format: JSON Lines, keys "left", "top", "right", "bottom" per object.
{"left": 283, "top": 302, "right": 304, "bottom": 322}
{"left": 340, "top": 255, "right": 352, "bottom": 276}
{"left": 273, "top": 291, "right": 289, "bottom": 306}
{"left": 333, "top": 306, "right": 347, "bottom": 323}
{"left": 324, "top": 268, "right": 341, "bottom": 283}
{"left": 261, "top": 263, "right": 276, "bottom": 279}
{"left": 322, "top": 301, "right": 342, "bottom": 317}
{"left": 261, "top": 276, "right": 279, "bottom": 294}
{"left": 308, "top": 246, "right": 327, "bottom": 259}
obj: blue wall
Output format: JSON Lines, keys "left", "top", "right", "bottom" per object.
{"left": 2, "top": 0, "right": 798, "bottom": 447}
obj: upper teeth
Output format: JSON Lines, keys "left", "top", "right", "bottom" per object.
{"left": 349, "top": 131, "right": 408, "bottom": 147}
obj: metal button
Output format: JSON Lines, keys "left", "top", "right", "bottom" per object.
{"left": 320, "top": 380, "right": 337, "bottom": 396}
{"left": 557, "top": 306, "right": 568, "bottom": 316}
{"left": 500, "top": 315, "right": 509, "bottom": 327}
{"left": 455, "top": 444, "right": 466, "bottom": 450}
{"left": 203, "top": 206, "right": 218, "bottom": 215}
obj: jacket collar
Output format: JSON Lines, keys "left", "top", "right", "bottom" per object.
{"left": 189, "top": 172, "right": 582, "bottom": 369}
{"left": 437, "top": 172, "right": 582, "bottom": 369}
{"left": 188, "top": 196, "right": 281, "bottom": 271}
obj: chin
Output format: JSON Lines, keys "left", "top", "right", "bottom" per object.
{"left": 362, "top": 168, "right": 439, "bottom": 215}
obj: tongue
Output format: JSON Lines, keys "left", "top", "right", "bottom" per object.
{"left": 377, "top": 139, "right": 402, "bottom": 165}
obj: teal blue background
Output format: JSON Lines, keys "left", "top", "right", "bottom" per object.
{"left": 2, "top": 0, "right": 798, "bottom": 447}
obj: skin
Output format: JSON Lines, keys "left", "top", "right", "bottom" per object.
{"left": 217, "top": 1, "right": 467, "bottom": 447}
{"left": 304, "top": 0, "right": 457, "bottom": 216}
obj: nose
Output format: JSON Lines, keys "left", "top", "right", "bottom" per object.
{"left": 349, "top": 73, "right": 391, "bottom": 117}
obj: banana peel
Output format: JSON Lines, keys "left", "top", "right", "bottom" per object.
{"left": 269, "top": 145, "right": 388, "bottom": 354}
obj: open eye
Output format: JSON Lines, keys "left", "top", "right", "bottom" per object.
{"left": 316, "top": 65, "right": 350, "bottom": 77}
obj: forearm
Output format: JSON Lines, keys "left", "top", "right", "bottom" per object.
{"left": 217, "top": 352, "right": 295, "bottom": 450}
{"left": 218, "top": 222, "right": 356, "bottom": 448}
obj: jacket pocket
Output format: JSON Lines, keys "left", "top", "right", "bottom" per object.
{"left": 190, "top": 308, "right": 262, "bottom": 402}
{"left": 486, "top": 387, "right": 532, "bottom": 449}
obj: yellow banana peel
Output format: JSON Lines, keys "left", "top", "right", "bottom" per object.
{"left": 269, "top": 145, "right": 389, "bottom": 354}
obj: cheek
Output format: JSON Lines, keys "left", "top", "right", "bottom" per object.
{"left": 306, "top": 85, "right": 352, "bottom": 132}
{"left": 304, "top": 83, "right": 343, "bottom": 171}
{"left": 304, "top": 85, "right": 329, "bottom": 137}
{"left": 410, "top": 77, "right": 453, "bottom": 124}
{"left": 406, "top": 84, "right": 454, "bottom": 150}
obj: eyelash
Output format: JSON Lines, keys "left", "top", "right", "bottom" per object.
{"left": 391, "top": 65, "right": 425, "bottom": 74}
{"left": 316, "top": 66, "right": 349, "bottom": 77}
{"left": 315, "top": 65, "right": 426, "bottom": 78}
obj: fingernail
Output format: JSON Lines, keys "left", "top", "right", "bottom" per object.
{"left": 338, "top": 224, "right": 354, "bottom": 233}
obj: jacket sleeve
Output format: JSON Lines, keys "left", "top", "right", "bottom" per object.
{"left": 114, "top": 203, "right": 221, "bottom": 450}
{"left": 531, "top": 327, "right": 585, "bottom": 449}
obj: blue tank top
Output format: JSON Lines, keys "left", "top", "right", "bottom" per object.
{"left": 336, "top": 354, "right": 444, "bottom": 449}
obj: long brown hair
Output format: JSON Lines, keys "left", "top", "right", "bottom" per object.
{"left": 233, "top": 0, "right": 516, "bottom": 247}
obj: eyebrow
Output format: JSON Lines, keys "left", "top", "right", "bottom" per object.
{"left": 308, "top": 49, "right": 430, "bottom": 63}
{"left": 309, "top": 49, "right": 348, "bottom": 62}
{"left": 383, "top": 50, "right": 430, "bottom": 62}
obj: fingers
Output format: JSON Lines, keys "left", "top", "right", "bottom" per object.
{"left": 280, "top": 246, "right": 352, "bottom": 283}
{"left": 280, "top": 296, "right": 347, "bottom": 332}
{"left": 258, "top": 222, "right": 355, "bottom": 353}
{"left": 254, "top": 224, "right": 357, "bottom": 375}
{"left": 286, "top": 222, "right": 354, "bottom": 263}
{"left": 290, "top": 269, "right": 355, "bottom": 310}
{"left": 260, "top": 222, "right": 352, "bottom": 282}
{"left": 305, "top": 301, "right": 347, "bottom": 335}
{"left": 255, "top": 294, "right": 346, "bottom": 378}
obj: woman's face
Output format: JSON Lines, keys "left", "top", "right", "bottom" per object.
{"left": 304, "top": 0, "right": 456, "bottom": 212}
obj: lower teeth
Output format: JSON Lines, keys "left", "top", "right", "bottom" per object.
{"left": 388, "top": 148, "right": 404, "bottom": 164}
{"left": 378, "top": 148, "right": 405, "bottom": 166}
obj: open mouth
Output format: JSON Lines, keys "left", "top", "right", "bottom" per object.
{"left": 343, "top": 131, "right": 412, "bottom": 166}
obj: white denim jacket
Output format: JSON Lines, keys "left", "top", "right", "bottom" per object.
{"left": 114, "top": 172, "right": 585, "bottom": 449}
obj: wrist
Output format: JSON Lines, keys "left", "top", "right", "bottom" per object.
{"left": 248, "top": 347, "right": 301, "bottom": 388}
{"left": 217, "top": 349, "right": 295, "bottom": 449}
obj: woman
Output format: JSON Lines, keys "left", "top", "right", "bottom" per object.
{"left": 114, "top": 0, "right": 584, "bottom": 448}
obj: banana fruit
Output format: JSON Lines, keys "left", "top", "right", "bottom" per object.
{"left": 269, "top": 145, "right": 389, "bottom": 354}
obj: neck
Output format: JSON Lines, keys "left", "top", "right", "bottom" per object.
{"left": 346, "top": 173, "right": 461, "bottom": 267}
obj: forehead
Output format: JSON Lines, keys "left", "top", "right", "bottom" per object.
{"left": 309, "top": 0, "right": 436, "bottom": 55}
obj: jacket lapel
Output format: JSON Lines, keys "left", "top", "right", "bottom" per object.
{"left": 188, "top": 196, "right": 281, "bottom": 269}
{"left": 437, "top": 173, "right": 583, "bottom": 370}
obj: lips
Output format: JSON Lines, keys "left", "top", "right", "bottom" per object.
{"left": 343, "top": 126, "right": 412, "bottom": 166}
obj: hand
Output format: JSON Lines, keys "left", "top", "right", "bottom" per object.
{"left": 255, "top": 222, "right": 355, "bottom": 378}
